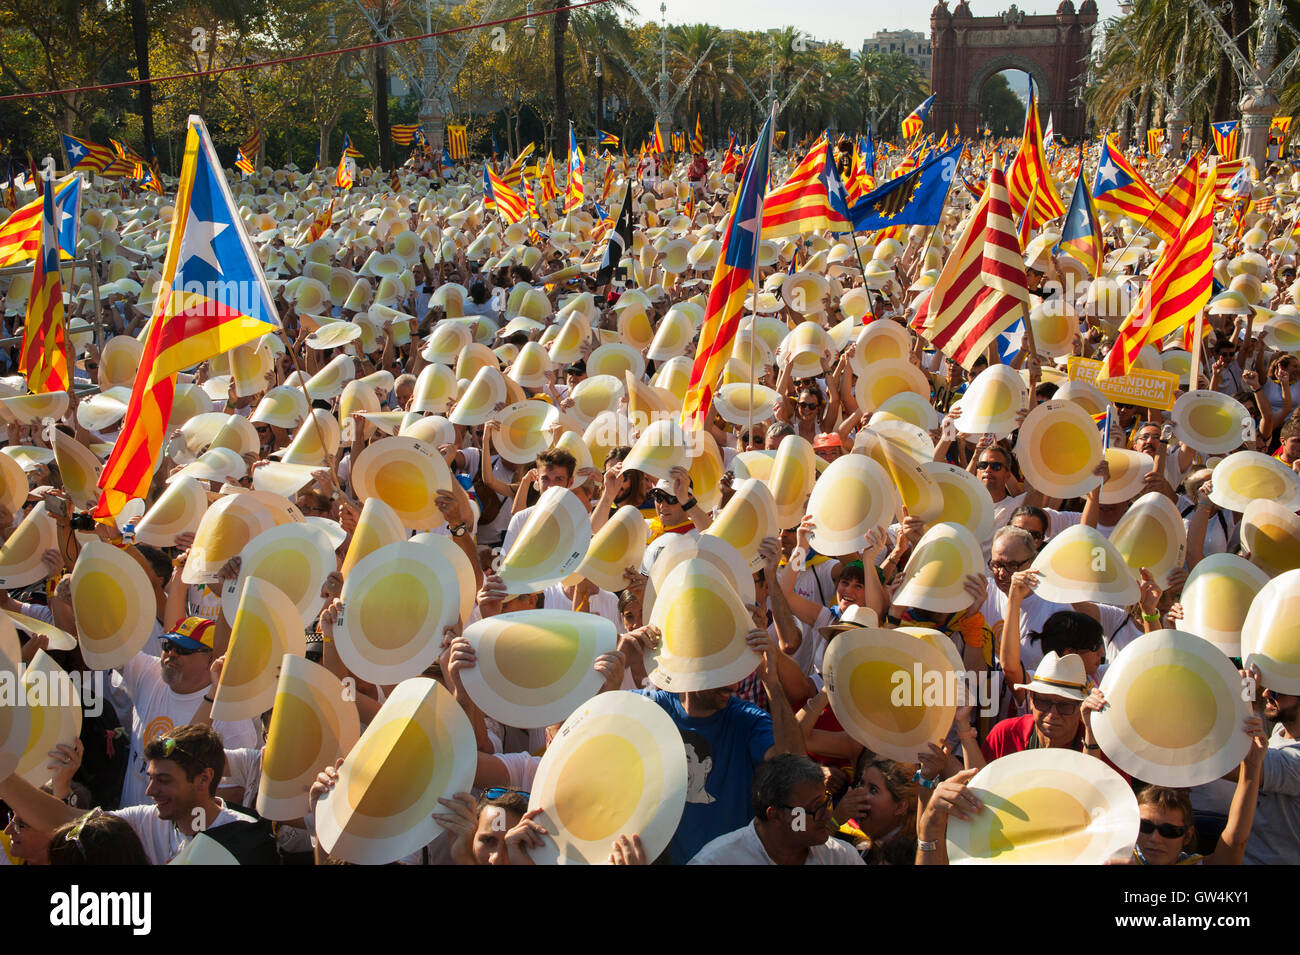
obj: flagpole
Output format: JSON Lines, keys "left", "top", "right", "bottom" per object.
{"left": 748, "top": 102, "right": 777, "bottom": 445}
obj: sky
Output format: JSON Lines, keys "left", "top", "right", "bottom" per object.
{"left": 627, "top": 0, "right": 1126, "bottom": 54}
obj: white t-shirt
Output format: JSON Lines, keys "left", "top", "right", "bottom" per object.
{"left": 117, "top": 652, "right": 260, "bottom": 807}
{"left": 688, "top": 819, "right": 865, "bottom": 865}
{"left": 113, "top": 798, "right": 258, "bottom": 865}
{"left": 980, "top": 581, "right": 1071, "bottom": 677}
{"left": 542, "top": 582, "right": 620, "bottom": 629}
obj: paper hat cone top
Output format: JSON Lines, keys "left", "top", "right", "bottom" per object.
{"left": 405, "top": 533, "right": 477, "bottom": 625}
{"left": 895, "top": 522, "right": 986, "bottom": 614}
{"left": 568, "top": 375, "right": 625, "bottom": 429}
{"left": 423, "top": 322, "right": 473, "bottom": 365}
{"left": 712, "top": 382, "right": 780, "bottom": 427}
{"left": 335, "top": 542, "right": 463, "bottom": 686}
{"left": 168, "top": 832, "right": 240, "bottom": 866}
{"left": 69, "top": 541, "right": 156, "bottom": 671}
{"left": 806, "top": 454, "right": 900, "bottom": 557}
{"left": 98, "top": 335, "right": 144, "bottom": 390}
{"left": 646, "top": 558, "right": 760, "bottom": 692}
{"left": 1099, "top": 448, "right": 1153, "bottom": 505}
{"left": 1029, "top": 524, "right": 1140, "bottom": 606}
{"left": 921, "top": 461, "right": 996, "bottom": 547}
{"left": 1027, "top": 297, "right": 1077, "bottom": 359}
{"left": 1209, "top": 450, "right": 1300, "bottom": 513}
{"left": 1179, "top": 553, "right": 1270, "bottom": 657}
{"left": 460, "top": 610, "right": 618, "bottom": 730}
{"left": 51, "top": 431, "right": 102, "bottom": 510}
{"left": 229, "top": 341, "right": 273, "bottom": 398}
{"left": 575, "top": 505, "right": 649, "bottom": 593}
{"left": 0, "top": 392, "right": 68, "bottom": 427}
{"left": 447, "top": 365, "right": 507, "bottom": 427}
{"left": 856, "top": 429, "right": 944, "bottom": 523}
{"left": 338, "top": 379, "right": 381, "bottom": 443}
{"left": 167, "top": 383, "right": 215, "bottom": 431}
{"left": 624, "top": 372, "right": 672, "bottom": 420}
{"left": 850, "top": 321, "right": 912, "bottom": 376}
{"left": 547, "top": 314, "right": 590, "bottom": 365}
{"left": 493, "top": 400, "right": 559, "bottom": 464}
{"left": 1052, "top": 380, "right": 1110, "bottom": 419}
{"left": 1014, "top": 400, "right": 1103, "bottom": 500}
{"left": 860, "top": 417, "right": 936, "bottom": 465}
{"left": 341, "top": 496, "right": 406, "bottom": 579}
{"left": 410, "top": 363, "right": 458, "bottom": 415}
{"left": 584, "top": 411, "right": 634, "bottom": 474}
{"left": 257, "top": 655, "right": 361, "bottom": 821}
{"left": 1171, "top": 390, "right": 1250, "bottom": 456}
{"left": 1241, "top": 499, "right": 1300, "bottom": 577}
{"left": 781, "top": 271, "right": 829, "bottom": 314}
{"left": 731, "top": 450, "right": 776, "bottom": 483}
{"left": 315, "top": 677, "right": 476, "bottom": 866}
{"left": 178, "top": 412, "right": 256, "bottom": 462}
{"left": 0, "top": 637, "right": 30, "bottom": 789}
{"left": 643, "top": 532, "right": 755, "bottom": 620}
{"left": 945, "top": 748, "right": 1139, "bottom": 865}
{"left": 1108, "top": 491, "right": 1188, "bottom": 589}
{"left": 16, "top": 650, "right": 82, "bottom": 785}
{"left": 822, "top": 625, "right": 957, "bottom": 762}
{"left": 211, "top": 578, "right": 307, "bottom": 723}
{"left": 768, "top": 434, "right": 816, "bottom": 530}
{"left": 133, "top": 475, "right": 209, "bottom": 547}
{"left": 508, "top": 342, "right": 554, "bottom": 389}
{"left": 586, "top": 342, "right": 646, "bottom": 383}
{"left": 350, "top": 436, "right": 454, "bottom": 530}
{"left": 455, "top": 342, "right": 499, "bottom": 383}
{"left": 1241, "top": 569, "right": 1300, "bottom": 694}
{"left": 251, "top": 386, "right": 309, "bottom": 430}
{"left": 220, "top": 521, "right": 335, "bottom": 626}
{"left": 0, "top": 502, "right": 57, "bottom": 590}
{"left": 874, "top": 392, "right": 940, "bottom": 432}
{"left": 687, "top": 430, "right": 725, "bottom": 513}
{"left": 182, "top": 493, "right": 278, "bottom": 585}
{"left": 617, "top": 305, "right": 656, "bottom": 353}
{"left": 645, "top": 309, "right": 693, "bottom": 361}
{"left": 704, "top": 477, "right": 779, "bottom": 570}
{"left": 0, "top": 450, "right": 27, "bottom": 515}
{"left": 306, "top": 321, "right": 362, "bottom": 351}
{"left": 854, "top": 358, "right": 931, "bottom": 414}
{"left": 304, "top": 354, "right": 356, "bottom": 402}
{"left": 168, "top": 446, "right": 247, "bottom": 486}
{"left": 527, "top": 689, "right": 687, "bottom": 865}
{"left": 554, "top": 428, "right": 596, "bottom": 478}
{"left": 1094, "top": 629, "right": 1252, "bottom": 787}
{"left": 954, "top": 365, "right": 1028, "bottom": 438}
{"left": 498, "top": 487, "right": 593, "bottom": 596}
{"left": 621, "top": 418, "right": 689, "bottom": 483}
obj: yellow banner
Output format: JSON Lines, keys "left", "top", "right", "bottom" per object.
{"left": 1067, "top": 357, "right": 1179, "bottom": 410}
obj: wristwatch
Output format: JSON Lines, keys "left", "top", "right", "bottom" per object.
{"left": 681, "top": 497, "right": 698, "bottom": 511}
{"left": 450, "top": 521, "right": 468, "bottom": 537}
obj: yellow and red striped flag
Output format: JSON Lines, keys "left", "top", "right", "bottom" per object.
{"left": 540, "top": 151, "right": 558, "bottom": 204}
{"left": 299, "top": 198, "right": 335, "bottom": 246}
{"left": 681, "top": 115, "right": 773, "bottom": 430}
{"left": 564, "top": 125, "right": 584, "bottom": 215}
{"left": 759, "top": 135, "right": 851, "bottom": 239}
{"left": 235, "top": 130, "right": 261, "bottom": 176}
{"left": 447, "top": 125, "right": 469, "bottom": 160}
{"left": 916, "top": 166, "right": 1029, "bottom": 370}
{"left": 1100, "top": 158, "right": 1214, "bottom": 381}
{"left": 1212, "top": 158, "right": 1252, "bottom": 203}
{"left": 0, "top": 176, "right": 80, "bottom": 268}
{"left": 61, "top": 133, "right": 117, "bottom": 174}
{"left": 94, "top": 115, "right": 280, "bottom": 521}
{"left": 652, "top": 120, "right": 666, "bottom": 154}
{"left": 1006, "top": 78, "right": 1066, "bottom": 228}
{"left": 691, "top": 115, "right": 704, "bottom": 153}
{"left": 901, "top": 94, "right": 935, "bottom": 140}
{"left": 501, "top": 143, "right": 535, "bottom": 193}
{"left": 19, "top": 171, "right": 69, "bottom": 394}
{"left": 484, "top": 163, "right": 527, "bottom": 223}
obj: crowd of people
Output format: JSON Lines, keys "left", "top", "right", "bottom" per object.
{"left": 0, "top": 126, "right": 1299, "bottom": 867}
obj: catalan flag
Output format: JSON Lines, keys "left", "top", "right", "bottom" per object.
{"left": 540, "top": 151, "right": 558, "bottom": 204}
{"left": 720, "top": 132, "right": 740, "bottom": 178}
{"left": 691, "top": 115, "right": 704, "bottom": 153}
{"left": 1092, "top": 135, "right": 1181, "bottom": 246}
{"left": 1005, "top": 77, "right": 1065, "bottom": 228}
{"left": 94, "top": 114, "right": 280, "bottom": 520}
{"left": 759, "top": 135, "right": 851, "bottom": 238}
{"left": 681, "top": 115, "right": 773, "bottom": 431}
{"left": 652, "top": 120, "right": 666, "bottom": 154}
{"left": 110, "top": 138, "right": 147, "bottom": 178}
{"left": 1213, "top": 157, "right": 1252, "bottom": 203}
{"left": 1211, "top": 121, "right": 1239, "bottom": 159}
{"left": 298, "top": 198, "right": 335, "bottom": 246}
{"left": 61, "top": 133, "right": 117, "bottom": 174}
{"left": 0, "top": 175, "right": 80, "bottom": 268}
{"left": 484, "top": 163, "right": 528, "bottom": 224}
{"left": 564, "top": 124, "right": 584, "bottom": 215}
{"left": 524, "top": 178, "right": 541, "bottom": 224}
{"left": 1054, "top": 157, "right": 1103, "bottom": 278}
{"left": 391, "top": 124, "right": 423, "bottom": 146}
{"left": 502, "top": 142, "right": 535, "bottom": 193}
{"left": 1146, "top": 128, "right": 1164, "bottom": 156}
{"left": 900, "top": 94, "right": 936, "bottom": 140}
{"left": 140, "top": 158, "right": 165, "bottom": 196}
{"left": 335, "top": 154, "right": 355, "bottom": 190}
{"left": 447, "top": 125, "right": 469, "bottom": 160}
{"left": 1100, "top": 155, "right": 1213, "bottom": 381}
{"left": 916, "top": 166, "right": 1029, "bottom": 370}
{"left": 671, "top": 131, "right": 685, "bottom": 153}
{"left": 600, "top": 130, "right": 620, "bottom": 148}
{"left": 19, "top": 171, "right": 69, "bottom": 394}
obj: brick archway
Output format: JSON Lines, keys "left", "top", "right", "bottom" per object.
{"left": 929, "top": 0, "right": 1096, "bottom": 141}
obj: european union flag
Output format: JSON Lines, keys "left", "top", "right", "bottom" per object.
{"left": 848, "top": 142, "right": 961, "bottom": 232}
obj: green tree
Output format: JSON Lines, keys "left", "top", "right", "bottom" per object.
{"left": 980, "top": 72, "right": 1024, "bottom": 136}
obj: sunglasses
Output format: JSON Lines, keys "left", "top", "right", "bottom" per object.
{"left": 797, "top": 401, "right": 821, "bottom": 410}
{"left": 651, "top": 491, "right": 679, "bottom": 505}
{"left": 989, "top": 558, "right": 1030, "bottom": 573}
{"left": 481, "top": 787, "right": 529, "bottom": 800}
{"left": 1139, "top": 818, "right": 1187, "bottom": 839}
{"left": 160, "top": 641, "right": 207, "bottom": 656}
{"left": 1029, "top": 693, "right": 1080, "bottom": 715}
{"left": 63, "top": 807, "right": 104, "bottom": 859}
{"left": 975, "top": 460, "right": 1005, "bottom": 472}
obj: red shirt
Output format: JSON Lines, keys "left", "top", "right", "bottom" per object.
{"left": 981, "top": 714, "right": 1129, "bottom": 781}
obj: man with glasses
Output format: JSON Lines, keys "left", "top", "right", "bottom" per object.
{"left": 688, "top": 755, "right": 862, "bottom": 865}
{"left": 979, "top": 526, "right": 1071, "bottom": 682}
{"left": 977, "top": 652, "right": 1109, "bottom": 765}
{"left": 1242, "top": 676, "right": 1300, "bottom": 864}
{"left": 1210, "top": 335, "right": 1245, "bottom": 396}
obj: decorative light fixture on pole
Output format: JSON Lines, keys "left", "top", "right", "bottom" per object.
{"left": 611, "top": 2, "right": 715, "bottom": 127}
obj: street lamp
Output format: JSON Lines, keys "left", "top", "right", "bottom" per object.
{"left": 327, "top": 13, "right": 339, "bottom": 46}
{"left": 524, "top": 2, "right": 536, "bottom": 39}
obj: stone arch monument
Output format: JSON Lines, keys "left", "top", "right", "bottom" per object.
{"left": 929, "top": 0, "right": 1096, "bottom": 140}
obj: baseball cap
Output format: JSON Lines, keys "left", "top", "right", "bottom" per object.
{"left": 160, "top": 616, "right": 216, "bottom": 652}
{"left": 812, "top": 432, "right": 844, "bottom": 451}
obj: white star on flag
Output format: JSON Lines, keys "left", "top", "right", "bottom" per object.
{"left": 1096, "top": 157, "right": 1119, "bottom": 187}
{"left": 68, "top": 142, "right": 85, "bottom": 160}
{"left": 178, "top": 216, "right": 229, "bottom": 276}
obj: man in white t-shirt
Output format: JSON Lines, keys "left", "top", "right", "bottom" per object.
{"left": 689, "top": 755, "right": 863, "bottom": 865}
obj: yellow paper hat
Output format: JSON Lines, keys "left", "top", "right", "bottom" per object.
{"left": 181, "top": 493, "right": 277, "bottom": 585}
{"left": 946, "top": 749, "right": 1139, "bottom": 864}
{"left": 69, "top": 541, "right": 155, "bottom": 670}
{"left": 850, "top": 321, "right": 912, "bottom": 375}
{"left": 622, "top": 418, "right": 689, "bottom": 482}
{"left": 954, "top": 365, "right": 1028, "bottom": 438}
{"left": 304, "top": 354, "right": 356, "bottom": 401}
{"left": 646, "top": 558, "right": 760, "bottom": 692}
{"left": 574, "top": 504, "right": 648, "bottom": 593}
{"left": 338, "top": 379, "right": 381, "bottom": 443}
{"left": 350, "top": 436, "right": 454, "bottom": 530}
{"left": 567, "top": 374, "right": 625, "bottom": 428}
{"left": 895, "top": 522, "right": 986, "bottom": 613}
{"left": 306, "top": 320, "right": 362, "bottom": 351}
{"left": 1242, "top": 569, "right": 1300, "bottom": 694}
{"left": 423, "top": 321, "right": 474, "bottom": 365}
{"left": 711, "top": 382, "right": 779, "bottom": 427}
{"left": 822, "top": 625, "right": 957, "bottom": 762}
{"left": 856, "top": 428, "right": 943, "bottom": 521}
{"left": 1209, "top": 450, "right": 1300, "bottom": 513}
{"left": 1179, "top": 553, "right": 1269, "bottom": 657}
{"left": 527, "top": 690, "right": 687, "bottom": 865}
{"left": 408, "top": 363, "right": 456, "bottom": 416}
{"left": 1094, "top": 628, "right": 1252, "bottom": 786}
{"left": 858, "top": 417, "right": 935, "bottom": 465}
{"left": 584, "top": 411, "right": 634, "bottom": 472}
{"left": 586, "top": 342, "right": 646, "bottom": 382}
{"left": 167, "top": 833, "right": 240, "bottom": 866}
{"left": 169, "top": 446, "right": 247, "bottom": 485}
{"left": 1099, "top": 448, "right": 1153, "bottom": 505}
{"left": 0, "top": 451, "right": 26, "bottom": 515}
{"left": 781, "top": 321, "right": 832, "bottom": 380}
{"left": 16, "top": 650, "right": 82, "bottom": 785}
{"left": 687, "top": 430, "right": 725, "bottom": 513}
{"left": 251, "top": 385, "right": 309, "bottom": 430}
{"left": 220, "top": 521, "right": 335, "bottom": 625}
{"left": 98, "top": 335, "right": 144, "bottom": 390}
{"left": 340, "top": 496, "right": 405, "bottom": 579}
{"left": 272, "top": 409, "right": 340, "bottom": 467}
{"left": 874, "top": 392, "right": 940, "bottom": 432}
{"left": 1108, "top": 491, "right": 1188, "bottom": 588}
{"left": 229, "top": 340, "right": 274, "bottom": 398}
{"left": 0, "top": 635, "right": 29, "bottom": 784}
{"left": 460, "top": 609, "right": 618, "bottom": 729}
{"left": 806, "top": 454, "right": 899, "bottom": 556}
{"left": 314, "top": 677, "right": 476, "bottom": 865}
{"left": 617, "top": 303, "right": 655, "bottom": 353}
{"left": 0, "top": 502, "right": 57, "bottom": 589}
{"left": 704, "top": 477, "right": 778, "bottom": 570}
{"left": 51, "top": 431, "right": 102, "bottom": 509}
{"left": 731, "top": 450, "right": 775, "bottom": 482}
{"left": 403, "top": 533, "right": 476, "bottom": 626}
{"left": 492, "top": 400, "right": 557, "bottom": 464}
{"left": 547, "top": 313, "right": 591, "bottom": 365}
{"left": 1030, "top": 523, "right": 1140, "bottom": 606}
{"left": 1241, "top": 499, "right": 1300, "bottom": 577}
{"left": 644, "top": 534, "right": 755, "bottom": 619}
{"left": 130, "top": 475, "right": 207, "bottom": 547}
{"left": 854, "top": 358, "right": 931, "bottom": 414}
{"left": 781, "top": 271, "right": 829, "bottom": 314}
{"left": 258, "top": 654, "right": 361, "bottom": 821}
{"left": 335, "top": 541, "right": 463, "bottom": 685}
{"left": 447, "top": 365, "right": 508, "bottom": 426}
{"left": 645, "top": 309, "right": 693, "bottom": 362}
{"left": 1171, "top": 390, "right": 1249, "bottom": 456}
{"left": 1014, "top": 399, "right": 1103, "bottom": 499}
{"left": 1053, "top": 380, "right": 1110, "bottom": 418}
{"left": 921, "top": 461, "right": 996, "bottom": 546}
{"left": 0, "top": 392, "right": 68, "bottom": 426}
{"left": 211, "top": 578, "right": 306, "bottom": 722}
{"left": 768, "top": 434, "right": 816, "bottom": 529}
{"left": 178, "top": 412, "right": 258, "bottom": 462}
{"left": 498, "top": 487, "right": 592, "bottom": 595}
